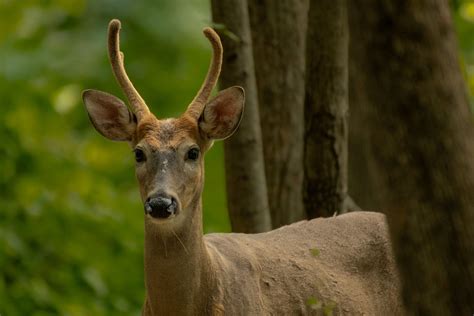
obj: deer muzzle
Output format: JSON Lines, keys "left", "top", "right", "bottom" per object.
{"left": 144, "top": 193, "right": 178, "bottom": 219}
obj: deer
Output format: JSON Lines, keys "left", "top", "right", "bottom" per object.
{"left": 82, "top": 19, "right": 403, "bottom": 315}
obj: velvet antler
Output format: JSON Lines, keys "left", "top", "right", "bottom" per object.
{"left": 185, "top": 27, "right": 223, "bottom": 119}
{"left": 108, "top": 19, "right": 150, "bottom": 120}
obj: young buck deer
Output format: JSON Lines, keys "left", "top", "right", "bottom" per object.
{"left": 82, "top": 19, "right": 402, "bottom": 315}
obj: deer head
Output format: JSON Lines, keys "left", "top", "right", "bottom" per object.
{"left": 82, "top": 19, "right": 244, "bottom": 233}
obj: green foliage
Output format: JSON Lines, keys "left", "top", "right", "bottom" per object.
{"left": 306, "top": 297, "right": 336, "bottom": 316}
{"left": 453, "top": 0, "right": 474, "bottom": 108}
{"left": 0, "top": 1, "right": 230, "bottom": 315}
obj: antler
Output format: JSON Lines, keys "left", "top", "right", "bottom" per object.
{"left": 185, "top": 27, "right": 223, "bottom": 119}
{"left": 108, "top": 19, "right": 150, "bottom": 120}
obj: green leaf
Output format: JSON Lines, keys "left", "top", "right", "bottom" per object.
{"left": 211, "top": 22, "right": 241, "bottom": 42}
{"left": 306, "top": 297, "right": 322, "bottom": 310}
{"left": 310, "top": 248, "right": 320, "bottom": 257}
{"left": 323, "top": 301, "right": 337, "bottom": 316}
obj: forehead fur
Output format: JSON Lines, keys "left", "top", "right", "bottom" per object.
{"left": 135, "top": 114, "right": 201, "bottom": 148}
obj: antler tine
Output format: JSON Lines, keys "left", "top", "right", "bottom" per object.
{"left": 186, "top": 27, "right": 223, "bottom": 119}
{"left": 108, "top": 19, "right": 150, "bottom": 120}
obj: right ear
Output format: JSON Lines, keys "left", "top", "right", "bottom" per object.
{"left": 82, "top": 89, "right": 136, "bottom": 141}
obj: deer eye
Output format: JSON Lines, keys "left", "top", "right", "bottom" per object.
{"left": 134, "top": 148, "right": 146, "bottom": 163}
{"left": 186, "top": 148, "right": 200, "bottom": 161}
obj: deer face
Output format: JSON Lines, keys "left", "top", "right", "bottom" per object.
{"left": 82, "top": 20, "right": 244, "bottom": 228}
{"left": 132, "top": 115, "right": 205, "bottom": 221}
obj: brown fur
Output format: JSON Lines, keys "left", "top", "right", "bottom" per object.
{"left": 82, "top": 19, "right": 403, "bottom": 316}
{"left": 134, "top": 113, "right": 403, "bottom": 314}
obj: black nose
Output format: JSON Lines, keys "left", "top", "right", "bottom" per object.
{"left": 144, "top": 194, "right": 178, "bottom": 219}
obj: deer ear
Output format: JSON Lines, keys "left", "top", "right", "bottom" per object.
{"left": 199, "top": 86, "right": 244, "bottom": 140}
{"left": 82, "top": 89, "right": 136, "bottom": 141}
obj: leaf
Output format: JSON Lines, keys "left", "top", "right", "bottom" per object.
{"left": 210, "top": 22, "right": 241, "bottom": 42}
{"left": 306, "top": 297, "right": 322, "bottom": 310}
{"left": 323, "top": 301, "right": 337, "bottom": 316}
{"left": 310, "top": 248, "right": 320, "bottom": 257}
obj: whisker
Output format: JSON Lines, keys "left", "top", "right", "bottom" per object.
{"left": 171, "top": 228, "right": 189, "bottom": 255}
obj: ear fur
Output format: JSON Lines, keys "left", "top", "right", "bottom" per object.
{"left": 82, "top": 89, "right": 136, "bottom": 141}
{"left": 199, "top": 86, "right": 244, "bottom": 140}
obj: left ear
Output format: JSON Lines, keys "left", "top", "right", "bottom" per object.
{"left": 198, "top": 86, "right": 245, "bottom": 140}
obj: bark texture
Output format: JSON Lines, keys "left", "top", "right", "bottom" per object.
{"left": 211, "top": 0, "right": 272, "bottom": 233}
{"left": 349, "top": 1, "right": 474, "bottom": 314}
{"left": 347, "top": 58, "right": 382, "bottom": 210}
{"left": 304, "top": 0, "right": 348, "bottom": 218}
{"left": 248, "top": 0, "right": 308, "bottom": 228}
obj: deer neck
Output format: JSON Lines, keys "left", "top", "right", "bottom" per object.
{"left": 143, "top": 197, "right": 214, "bottom": 315}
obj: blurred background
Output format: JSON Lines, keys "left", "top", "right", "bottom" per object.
{"left": 0, "top": 0, "right": 228, "bottom": 315}
{"left": 0, "top": 0, "right": 473, "bottom": 315}
{"left": 458, "top": 0, "right": 474, "bottom": 107}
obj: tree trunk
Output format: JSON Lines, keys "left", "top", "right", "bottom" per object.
{"left": 211, "top": 0, "right": 272, "bottom": 233}
{"left": 349, "top": 1, "right": 474, "bottom": 313}
{"left": 248, "top": 0, "right": 308, "bottom": 228}
{"left": 347, "top": 57, "right": 383, "bottom": 211}
{"left": 304, "top": 0, "right": 349, "bottom": 218}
